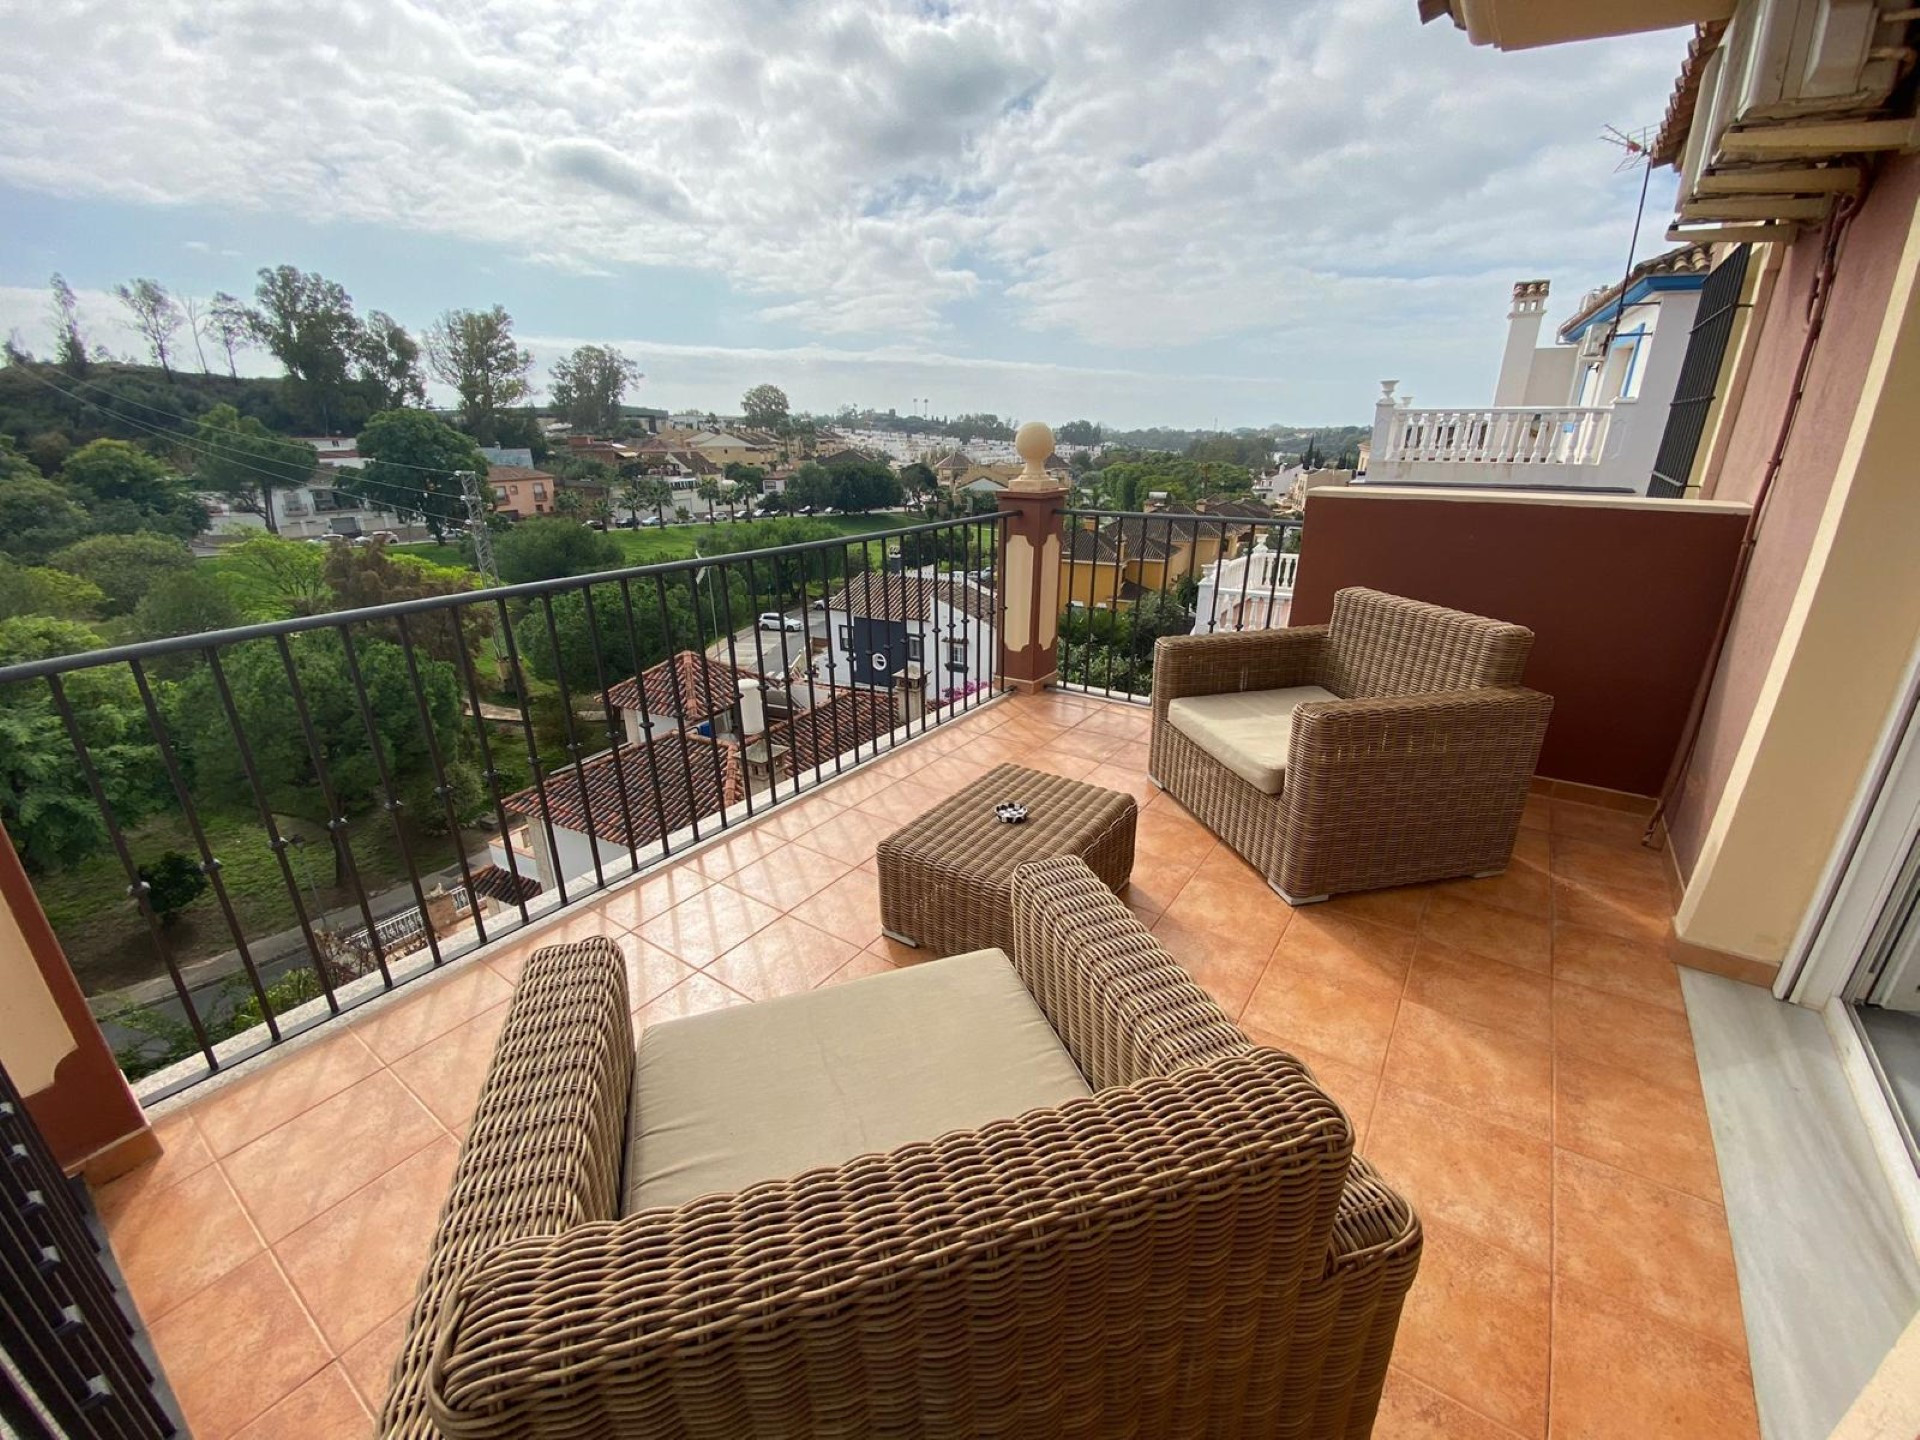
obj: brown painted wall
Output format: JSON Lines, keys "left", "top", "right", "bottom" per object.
{"left": 1290, "top": 491, "right": 1749, "bottom": 795}
{"left": 1668, "top": 154, "right": 1920, "bottom": 874}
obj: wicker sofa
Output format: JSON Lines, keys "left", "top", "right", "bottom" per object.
{"left": 379, "top": 856, "right": 1421, "bottom": 1439}
{"left": 1151, "top": 586, "right": 1553, "bottom": 903}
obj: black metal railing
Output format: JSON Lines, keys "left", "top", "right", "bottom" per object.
{"left": 1055, "top": 508, "right": 1302, "bottom": 703}
{"left": 0, "top": 515, "right": 1005, "bottom": 1099}
{"left": 0, "top": 1064, "right": 179, "bottom": 1437}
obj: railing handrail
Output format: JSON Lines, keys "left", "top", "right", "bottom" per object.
{"left": 1387, "top": 403, "right": 1613, "bottom": 417}
{"left": 0, "top": 512, "right": 1007, "bottom": 685}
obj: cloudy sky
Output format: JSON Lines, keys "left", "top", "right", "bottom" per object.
{"left": 0, "top": 0, "right": 1685, "bottom": 429}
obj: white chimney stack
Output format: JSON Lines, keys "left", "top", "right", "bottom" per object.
{"left": 1494, "top": 279, "right": 1550, "bottom": 408}
{"left": 738, "top": 677, "right": 766, "bottom": 738}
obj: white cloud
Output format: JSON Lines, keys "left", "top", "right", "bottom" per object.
{"left": 0, "top": 0, "right": 1688, "bottom": 418}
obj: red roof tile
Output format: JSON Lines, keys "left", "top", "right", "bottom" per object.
{"left": 605, "top": 650, "right": 764, "bottom": 724}
{"left": 502, "top": 730, "right": 744, "bottom": 849}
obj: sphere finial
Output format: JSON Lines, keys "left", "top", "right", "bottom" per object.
{"left": 1013, "top": 421, "right": 1056, "bottom": 489}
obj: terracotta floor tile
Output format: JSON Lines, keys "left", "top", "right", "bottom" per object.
{"left": 591, "top": 864, "right": 711, "bottom": 928}
{"left": 1442, "top": 858, "right": 1553, "bottom": 920}
{"left": 636, "top": 883, "right": 783, "bottom": 966}
{"left": 1383, "top": 1002, "right": 1552, "bottom": 1138}
{"left": 1550, "top": 834, "right": 1671, "bottom": 894}
{"left": 815, "top": 765, "right": 900, "bottom": 807}
{"left": 705, "top": 916, "right": 861, "bottom": 999}
{"left": 1152, "top": 914, "right": 1279, "bottom": 1018}
{"left": 1404, "top": 940, "right": 1552, "bottom": 1042}
{"left": 478, "top": 938, "right": 537, "bottom": 986}
{"left": 1125, "top": 845, "right": 1205, "bottom": 916}
{"left": 233, "top": 1364, "right": 370, "bottom": 1439}
{"left": 1550, "top": 875, "right": 1672, "bottom": 946}
{"left": 1019, "top": 746, "right": 1103, "bottom": 781}
{"left": 277, "top": 1137, "right": 460, "bottom": 1351}
{"left": 1084, "top": 760, "right": 1158, "bottom": 807}
{"left": 1267, "top": 909, "right": 1414, "bottom": 1000}
{"left": 688, "top": 824, "right": 789, "bottom": 880}
{"left": 1191, "top": 843, "right": 1270, "bottom": 888}
{"left": 824, "top": 948, "right": 898, "bottom": 985}
{"left": 524, "top": 905, "right": 632, "bottom": 948}
{"left": 864, "top": 932, "right": 927, "bottom": 966}
{"left": 1393, "top": 1220, "right": 1551, "bottom": 1438}
{"left": 1322, "top": 884, "right": 1434, "bottom": 933}
{"left": 1550, "top": 801, "right": 1652, "bottom": 849}
{"left": 190, "top": 1031, "right": 383, "bottom": 1158}
{"left": 1075, "top": 705, "right": 1152, "bottom": 740}
{"left": 1241, "top": 948, "right": 1404, "bottom": 1072}
{"left": 1365, "top": 1085, "right": 1552, "bottom": 1270}
{"left": 1520, "top": 794, "right": 1551, "bottom": 832}
{"left": 223, "top": 1072, "right": 443, "bottom": 1241}
{"left": 1043, "top": 724, "right": 1127, "bottom": 762}
{"left": 1550, "top": 1280, "right": 1758, "bottom": 1440}
{"left": 747, "top": 792, "right": 848, "bottom": 842}
{"left": 338, "top": 1303, "right": 411, "bottom": 1419}
{"left": 389, "top": 1001, "right": 512, "bottom": 1131}
{"left": 148, "top": 1251, "right": 330, "bottom": 1440}
{"left": 351, "top": 964, "right": 515, "bottom": 1065}
{"left": 1376, "top": 1369, "right": 1530, "bottom": 1440}
{"left": 1555, "top": 1053, "right": 1723, "bottom": 1204}
{"left": 102, "top": 1163, "right": 263, "bottom": 1321}
{"left": 787, "top": 869, "right": 887, "bottom": 950}
{"left": 91, "top": 1112, "right": 214, "bottom": 1212}
{"left": 1549, "top": 782, "right": 1657, "bottom": 817}
{"left": 789, "top": 806, "right": 903, "bottom": 865}
{"left": 856, "top": 777, "right": 956, "bottom": 825}
{"left": 724, "top": 841, "right": 855, "bottom": 911}
{"left": 632, "top": 972, "right": 749, "bottom": 1035}
{"left": 1551, "top": 924, "right": 1684, "bottom": 1013}
{"left": 1420, "top": 891, "right": 1552, "bottom": 974}
{"left": 1554, "top": 1150, "right": 1747, "bottom": 1356}
{"left": 1552, "top": 981, "right": 1700, "bottom": 1094}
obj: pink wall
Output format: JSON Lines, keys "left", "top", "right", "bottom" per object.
{"left": 1667, "top": 154, "right": 1920, "bottom": 874}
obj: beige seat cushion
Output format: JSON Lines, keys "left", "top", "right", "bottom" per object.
{"left": 624, "top": 949, "right": 1090, "bottom": 1213}
{"left": 1166, "top": 685, "right": 1340, "bottom": 795}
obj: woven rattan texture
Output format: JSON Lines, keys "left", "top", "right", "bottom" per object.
{"left": 876, "top": 762, "right": 1137, "bottom": 955}
{"left": 1150, "top": 587, "right": 1551, "bottom": 899}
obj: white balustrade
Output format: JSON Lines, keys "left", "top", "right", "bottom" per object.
{"left": 1378, "top": 405, "right": 1612, "bottom": 466}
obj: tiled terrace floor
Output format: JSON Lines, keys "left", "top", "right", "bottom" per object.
{"left": 93, "top": 690, "right": 1758, "bottom": 1438}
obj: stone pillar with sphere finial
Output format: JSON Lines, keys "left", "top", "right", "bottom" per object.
{"left": 996, "top": 421, "right": 1067, "bottom": 694}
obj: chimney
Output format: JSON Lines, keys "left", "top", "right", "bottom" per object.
{"left": 1494, "top": 279, "right": 1550, "bottom": 407}
{"left": 738, "top": 677, "right": 766, "bottom": 738}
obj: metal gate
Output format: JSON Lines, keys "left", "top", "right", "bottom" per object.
{"left": 1649, "top": 244, "right": 1752, "bottom": 498}
{"left": 0, "top": 1065, "right": 178, "bottom": 1437}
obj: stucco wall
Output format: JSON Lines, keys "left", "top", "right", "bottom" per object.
{"left": 1668, "top": 154, "right": 1920, "bottom": 876}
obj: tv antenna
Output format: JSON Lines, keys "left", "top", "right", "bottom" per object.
{"left": 1599, "top": 123, "right": 1660, "bottom": 349}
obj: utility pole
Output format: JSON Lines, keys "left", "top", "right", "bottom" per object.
{"left": 458, "top": 470, "right": 500, "bottom": 588}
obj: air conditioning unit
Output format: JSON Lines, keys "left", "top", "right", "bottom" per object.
{"left": 1675, "top": 0, "right": 1915, "bottom": 231}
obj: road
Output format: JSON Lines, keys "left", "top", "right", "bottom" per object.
{"left": 709, "top": 604, "right": 832, "bottom": 677}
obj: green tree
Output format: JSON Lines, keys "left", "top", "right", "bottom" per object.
{"left": 47, "top": 274, "right": 90, "bottom": 376}
{"left": 350, "top": 410, "right": 487, "bottom": 541}
{"left": 723, "top": 463, "right": 765, "bottom": 516}
{"left": 695, "top": 477, "right": 722, "bottom": 522}
{"left": 50, "top": 533, "right": 194, "bottom": 616}
{"left": 206, "top": 292, "right": 250, "bottom": 378}
{"left": 318, "top": 543, "right": 486, "bottom": 664}
{"left": 1056, "top": 419, "right": 1103, "bottom": 446}
{"left": 740, "top": 384, "right": 790, "bottom": 430}
{"left": 0, "top": 559, "right": 104, "bottom": 620}
{"left": 785, "top": 462, "right": 834, "bottom": 512}
{"left": 898, "top": 461, "right": 939, "bottom": 510}
{"left": 493, "top": 516, "right": 622, "bottom": 584}
{"left": 0, "top": 615, "right": 164, "bottom": 871}
{"left": 553, "top": 486, "right": 585, "bottom": 517}
{"left": 549, "top": 346, "right": 641, "bottom": 433}
{"left": 618, "top": 476, "right": 649, "bottom": 525}
{"left": 113, "top": 279, "right": 184, "bottom": 377}
{"left": 137, "top": 851, "right": 207, "bottom": 926}
{"left": 132, "top": 568, "right": 242, "bottom": 642}
{"left": 59, "top": 439, "right": 208, "bottom": 541}
{"left": 0, "top": 471, "right": 90, "bottom": 564}
{"left": 823, "top": 454, "right": 902, "bottom": 513}
{"left": 212, "top": 534, "right": 329, "bottom": 619}
{"left": 354, "top": 311, "right": 426, "bottom": 409}
{"left": 640, "top": 476, "right": 674, "bottom": 524}
{"left": 424, "top": 306, "right": 532, "bottom": 445}
{"left": 247, "top": 266, "right": 362, "bottom": 430}
{"left": 190, "top": 403, "right": 317, "bottom": 534}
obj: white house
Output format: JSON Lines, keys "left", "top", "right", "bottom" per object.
{"left": 1366, "top": 244, "right": 1711, "bottom": 495}
{"left": 817, "top": 571, "right": 997, "bottom": 710}
{"left": 1191, "top": 535, "right": 1301, "bottom": 635}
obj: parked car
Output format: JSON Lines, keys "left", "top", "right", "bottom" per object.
{"left": 758, "top": 612, "right": 804, "bottom": 633}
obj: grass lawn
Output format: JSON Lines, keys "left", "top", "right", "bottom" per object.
{"left": 397, "top": 513, "right": 920, "bottom": 571}
{"left": 38, "top": 807, "right": 482, "bottom": 997}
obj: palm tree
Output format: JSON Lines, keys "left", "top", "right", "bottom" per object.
{"left": 619, "top": 477, "right": 647, "bottom": 525}
{"left": 587, "top": 496, "right": 614, "bottom": 529}
{"left": 695, "top": 477, "right": 722, "bottom": 523}
{"left": 643, "top": 476, "right": 674, "bottom": 526}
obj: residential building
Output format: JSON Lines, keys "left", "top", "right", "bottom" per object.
{"left": 1365, "top": 246, "right": 1711, "bottom": 493}
{"left": 1190, "top": 533, "right": 1300, "bottom": 633}
{"left": 488, "top": 464, "right": 557, "bottom": 519}
{"left": 604, "top": 650, "right": 767, "bottom": 747}
{"left": 818, "top": 571, "right": 998, "bottom": 707}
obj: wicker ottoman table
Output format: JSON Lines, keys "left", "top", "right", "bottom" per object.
{"left": 876, "top": 762, "right": 1137, "bottom": 955}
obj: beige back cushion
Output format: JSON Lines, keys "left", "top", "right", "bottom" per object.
{"left": 1165, "top": 686, "right": 1339, "bottom": 795}
{"left": 624, "top": 949, "right": 1090, "bottom": 1213}
{"left": 1322, "top": 587, "right": 1534, "bottom": 698}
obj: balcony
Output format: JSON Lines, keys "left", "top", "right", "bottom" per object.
{"left": 0, "top": 481, "right": 1816, "bottom": 1438}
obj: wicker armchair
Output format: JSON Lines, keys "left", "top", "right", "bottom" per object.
{"left": 381, "top": 857, "right": 1421, "bottom": 1439}
{"left": 1151, "top": 586, "right": 1552, "bottom": 903}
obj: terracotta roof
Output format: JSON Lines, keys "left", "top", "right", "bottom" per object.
{"left": 605, "top": 650, "right": 763, "bottom": 724}
{"left": 1199, "top": 498, "right": 1278, "bottom": 519}
{"left": 766, "top": 687, "right": 900, "bottom": 776}
{"left": 487, "top": 465, "right": 555, "bottom": 483}
{"left": 502, "top": 730, "right": 744, "bottom": 848}
{"left": 469, "top": 864, "right": 542, "bottom": 903}
{"left": 1097, "top": 518, "right": 1172, "bottom": 560}
{"left": 1064, "top": 526, "right": 1119, "bottom": 563}
{"left": 1651, "top": 21, "right": 1729, "bottom": 168}
{"left": 1557, "top": 243, "right": 1713, "bottom": 340}
{"left": 821, "top": 572, "right": 996, "bottom": 624}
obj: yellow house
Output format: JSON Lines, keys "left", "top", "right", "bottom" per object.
{"left": 1057, "top": 511, "right": 1252, "bottom": 612}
